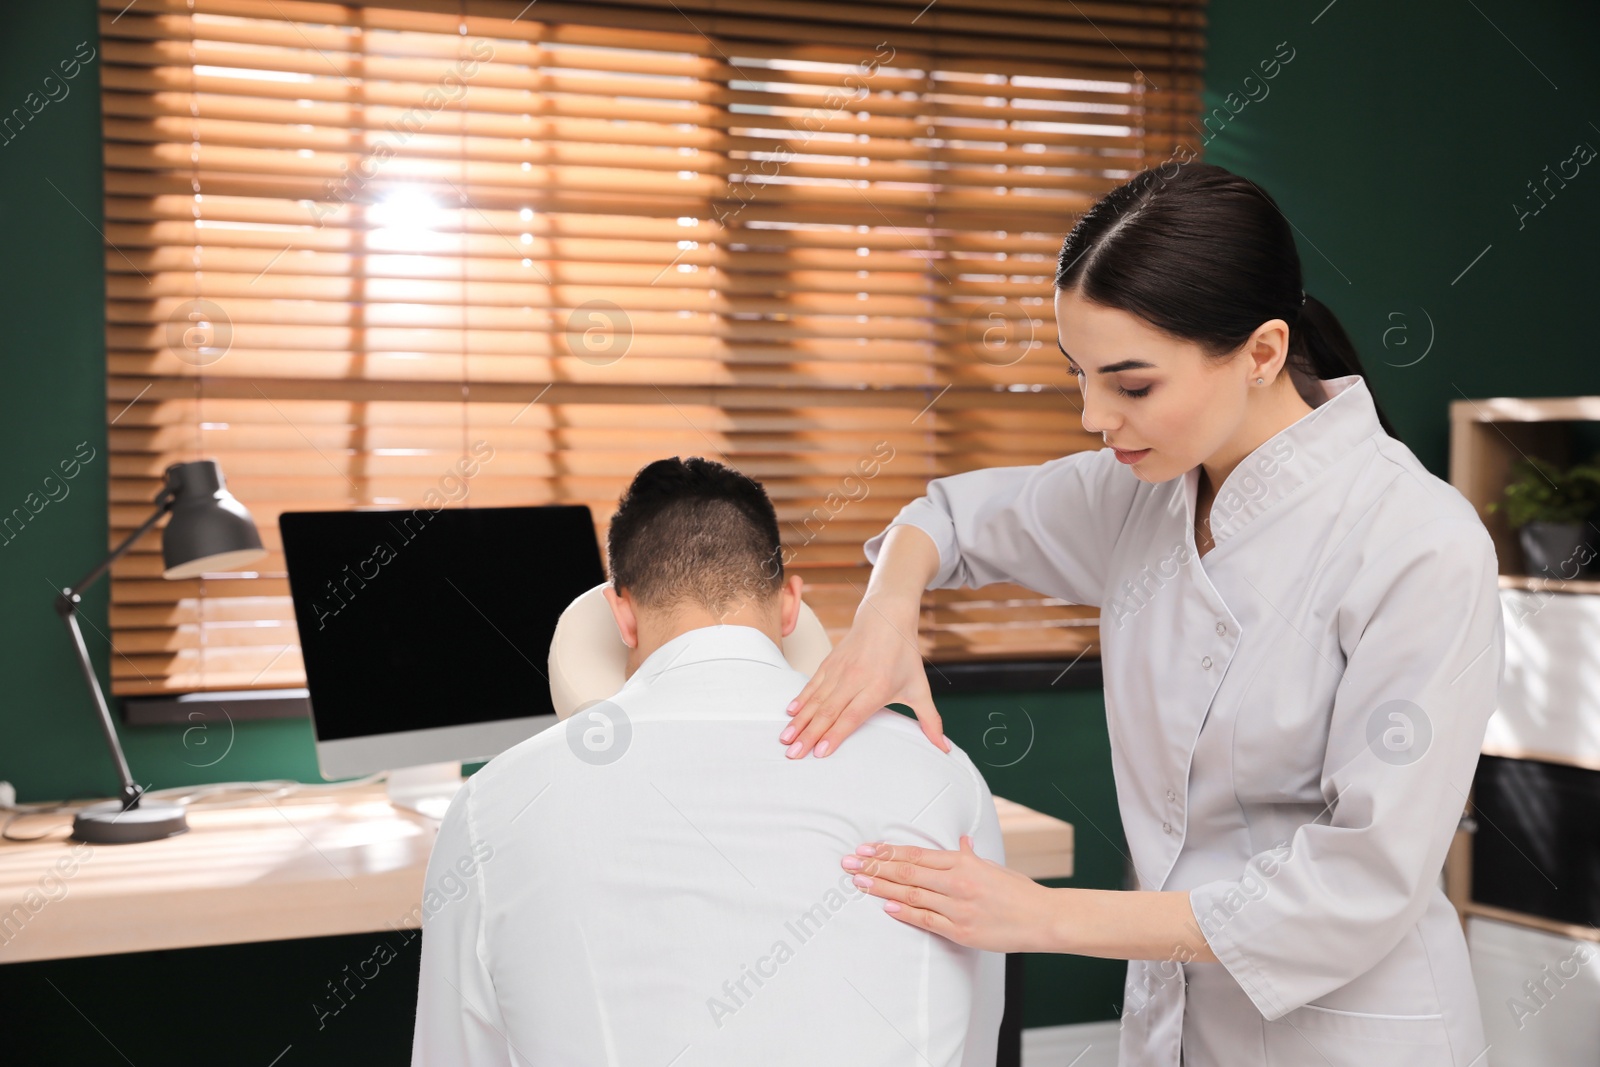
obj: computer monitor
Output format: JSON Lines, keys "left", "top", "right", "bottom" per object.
{"left": 280, "top": 504, "right": 607, "bottom": 815}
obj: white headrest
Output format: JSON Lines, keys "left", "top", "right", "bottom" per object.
{"left": 547, "top": 581, "right": 834, "bottom": 719}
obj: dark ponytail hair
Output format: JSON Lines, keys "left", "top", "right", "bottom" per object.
{"left": 1053, "top": 161, "right": 1400, "bottom": 443}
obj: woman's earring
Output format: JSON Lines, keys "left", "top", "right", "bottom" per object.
{"left": 1255, "top": 377, "right": 1265, "bottom": 385}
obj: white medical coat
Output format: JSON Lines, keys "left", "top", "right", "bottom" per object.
{"left": 410, "top": 623, "right": 1006, "bottom": 1066}
{"left": 863, "top": 374, "right": 1504, "bottom": 1066}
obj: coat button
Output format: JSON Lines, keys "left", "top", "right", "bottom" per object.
{"left": 1162, "top": 822, "right": 1173, "bottom": 834}
{"left": 1201, "top": 656, "right": 1212, "bottom": 669}
{"left": 1166, "top": 790, "right": 1177, "bottom": 803}
{"left": 1215, "top": 622, "right": 1226, "bottom": 636}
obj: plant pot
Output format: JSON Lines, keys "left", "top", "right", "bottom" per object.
{"left": 1518, "top": 520, "right": 1597, "bottom": 580}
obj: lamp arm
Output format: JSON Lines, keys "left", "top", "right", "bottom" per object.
{"left": 52, "top": 489, "right": 177, "bottom": 811}
{"left": 57, "top": 608, "right": 142, "bottom": 807}
{"left": 62, "top": 489, "right": 174, "bottom": 599}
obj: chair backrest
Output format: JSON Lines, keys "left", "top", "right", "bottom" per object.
{"left": 547, "top": 581, "right": 834, "bottom": 719}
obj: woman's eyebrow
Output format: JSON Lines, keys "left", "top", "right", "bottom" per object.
{"left": 1055, "top": 339, "right": 1158, "bottom": 374}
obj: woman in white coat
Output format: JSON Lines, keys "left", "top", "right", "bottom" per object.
{"left": 779, "top": 162, "right": 1505, "bottom": 1066}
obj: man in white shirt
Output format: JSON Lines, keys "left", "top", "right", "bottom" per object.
{"left": 411, "top": 456, "right": 1006, "bottom": 1066}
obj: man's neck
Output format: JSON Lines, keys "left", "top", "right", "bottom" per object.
{"left": 625, "top": 606, "right": 782, "bottom": 679}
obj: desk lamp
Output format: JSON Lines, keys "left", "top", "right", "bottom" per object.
{"left": 54, "top": 459, "right": 266, "bottom": 844}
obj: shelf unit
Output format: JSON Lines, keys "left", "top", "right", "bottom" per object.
{"left": 1445, "top": 394, "right": 1600, "bottom": 934}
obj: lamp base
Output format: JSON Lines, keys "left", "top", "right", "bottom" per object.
{"left": 71, "top": 798, "right": 189, "bottom": 844}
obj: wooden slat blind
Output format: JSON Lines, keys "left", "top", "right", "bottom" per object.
{"left": 100, "top": 0, "right": 1206, "bottom": 695}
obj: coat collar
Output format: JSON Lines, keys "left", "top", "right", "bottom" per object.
{"left": 625, "top": 623, "right": 793, "bottom": 689}
{"left": 1186, "top": 373, "right": 1384, "bottom": 548}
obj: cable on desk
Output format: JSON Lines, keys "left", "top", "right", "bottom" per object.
{"left": 0, "top": 771, "right": 393, "bottom": 841}
{"left": 143, "top": 771, "right": 389, "bottom": 810}
{"left": 1, "top": 798, "right": 107, "bottom": 843}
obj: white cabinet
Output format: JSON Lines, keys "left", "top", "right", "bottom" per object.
{"left": 1445, "top": 396, "right": 1600, "bottom": 928}
{"left": 1490, "top": 588, "right": 1600, "bottom": 769}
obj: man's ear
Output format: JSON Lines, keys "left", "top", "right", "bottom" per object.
{"left": 601, "top": 583, "right": 640, "bottom": 649}
{"left": 778, "top": 572, "right": 805, "bottom": 638}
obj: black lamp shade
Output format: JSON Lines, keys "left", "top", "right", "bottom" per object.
{"left": 161, "top": 460, "right": 267, "bottom": 579}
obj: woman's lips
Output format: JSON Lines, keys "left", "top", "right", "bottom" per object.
{"left": 1111, "top": 446, "right": 1151, "bottom": 464}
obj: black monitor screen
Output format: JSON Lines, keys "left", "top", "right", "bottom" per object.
{"left": 280, "top": 505, "right": 605, "bottom": 742}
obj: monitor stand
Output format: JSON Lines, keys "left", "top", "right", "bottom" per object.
{"left": 386, "top": 761, "right": 464, "bottom": 820}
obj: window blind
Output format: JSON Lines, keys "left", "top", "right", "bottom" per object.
{"left": 100, "top": 0, "right": 1206, "bottom": 695}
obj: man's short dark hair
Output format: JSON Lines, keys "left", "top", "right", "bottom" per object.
{"left": 606, "top": 456, "right": 785, "bottom": 616}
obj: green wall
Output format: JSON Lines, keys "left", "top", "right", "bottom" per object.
{"left": 1, "top": 0, "right": 117, "bottom": 802}
{"left": 0, "top": 0, "right": 331, "bottom": 804}
{"left": 1201, "top": 0, "right": 1600, "bottom": 467}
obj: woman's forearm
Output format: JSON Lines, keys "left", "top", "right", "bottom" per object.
{"left": 1045, "top": 888, "right": 1219, "bottom": 964}
{"left": 860, "top": 524, "right": 941, "bottom": 613}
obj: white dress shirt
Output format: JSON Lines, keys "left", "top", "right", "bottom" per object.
{"left": 411, "top": 623, "right": 1006, "bottom": 1066}
{"left": 863, "top": 374, "right": 1504, "bottom": 1067}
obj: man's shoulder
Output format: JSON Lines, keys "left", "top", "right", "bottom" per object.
{"left": 471, "top": 700, "right": 984, "bottom": 768}
{"left": 834, "top": 709, "right": 994, "bottom": 808}
{"left": 853, "top": 706, "right": 983, "bottom": 765}
{"left": 466, "top": 701, "right": 991, "bottom": 800}
{"left": 465, "top": 715, "right": 571, "bottom": 791}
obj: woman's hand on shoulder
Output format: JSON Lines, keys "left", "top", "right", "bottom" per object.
{"left": 780, "top": 595, "right": 948, "bottom": 758}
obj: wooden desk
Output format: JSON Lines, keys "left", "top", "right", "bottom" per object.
{"left": 0, "top": 783, "right": 1072, "bottom": 965}
{"left": 993, "top": 795, "right": 1075, "bottom": 880}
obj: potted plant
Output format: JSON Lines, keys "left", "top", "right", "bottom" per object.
{"left": 1486, "top": 453, "right": 1600, "bottom": 580}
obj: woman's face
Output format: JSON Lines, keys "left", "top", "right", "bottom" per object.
{"left": 1053, "top": 286, "right": 1283, "bottom": 485}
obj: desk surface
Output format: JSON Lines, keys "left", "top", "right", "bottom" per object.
{"left": 0, "top": 783, "right": 1072, "bottom": 965}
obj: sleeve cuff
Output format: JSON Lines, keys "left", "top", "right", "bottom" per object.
{"left": 863, "top": 514, "right": 958, "bottom": 587}
{"left": 1188, "top": 882, "right": 1289, "bottom": 1021}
